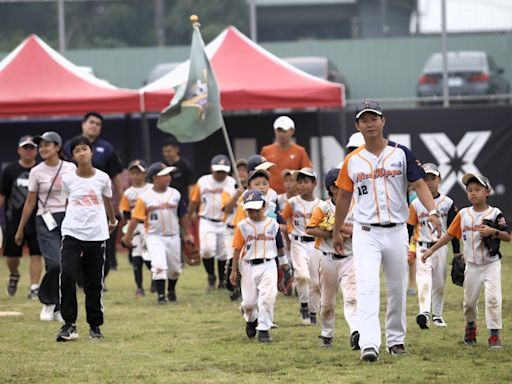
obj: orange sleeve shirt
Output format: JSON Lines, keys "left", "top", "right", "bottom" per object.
{"left": 119, "top": 194, "right": 131, "bottom": 213}
{"left": 189, "top": 183, "right": 201, "bottom": 203}
{"left": 131, "top": 198, "right": 147, "bottom": 222}
{"left": 447, "top": 212, "right": 462, "bottom": 239}
{"left": 232, "top": 226, "right": 245, "bottom": 251}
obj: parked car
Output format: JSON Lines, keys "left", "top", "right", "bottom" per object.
{"left": 284, "top": 56, "right": 351, "bottom": 100}
{"left": 417, "top": 51, "right": 510, "bottom": 104}
{"left": 143, "top": 62, "right": 181, "bottom": 85}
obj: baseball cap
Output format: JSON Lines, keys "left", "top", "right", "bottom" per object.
{"left": 355, "top": 100, "right": 383, "bottom": 120}
{"left": 147, "top": 162, "right": 176, "bottom": 179}
{"left": 422, "top": 163, "right": 441, "bottom": 177}
{"left": 236, "top": 158, "right": 248, "bottom": 167}
{"left": 346, "top": 132, "right": 365, "bottom": 149}
{"left": 281, "top": 169, "right": 294, "bottom": 178}
{"left": 247, "top": 155, "right": 275, "bottom": 172}
{"left": 248, "top": 168, "right": 271, "bottom": 182}
{"left": 273, "top": 116, "right": 295, "bottom": 131}
{"left": 243, "top": 189, "right": 266, "bottom": 210}
{"left": 33, "top": 131, "right": 62, "bottom": 146}
{"left": 324, "top": 168, "right": 341, "bottom": 190}
{"left": 128, "top": 159, "right": 147, "bottom": 172}
{"left": 211, "top": 154, "right": 231, "bottom": 173}
{"left": 18, "top": 135, "right": 36, "bottom": 147}
{"left": 462, "top": 172, "right": 490, "bottom": 189}
{"left": 294, "top": 167, "right": 318, "bottom": 180}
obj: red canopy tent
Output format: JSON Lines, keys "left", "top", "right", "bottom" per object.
{"left": 0, "top": 35, "right": 140, "bottom": 118}
{"left": 140, "top": 26, "right": 345, "bottom": 112}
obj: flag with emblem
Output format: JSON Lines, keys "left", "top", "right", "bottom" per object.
{"left": 157, "top": 21, "right": 223, "bottom": 142}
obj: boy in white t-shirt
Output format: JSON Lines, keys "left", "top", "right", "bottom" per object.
{"left": 57, "top": 136, "right": 117, "bottom": 342}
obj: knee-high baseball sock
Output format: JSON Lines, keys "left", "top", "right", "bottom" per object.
{"left": 203, "top": 258, "right": 215, "bottom": 276}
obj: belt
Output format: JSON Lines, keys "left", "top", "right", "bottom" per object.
{"left": 201, "top": 216, "right": 222, "bottom": 223}
{"left": 246, "top": 258, "right": 274, "bottom": 265}
{"left": 418, "top": 241, "right": 436, "bottom": 248}
{"left": 227, "top": 224, "right": 235, "bottom": 229}
{"left": 370, "top": 223, "right": 397, "bottom": 228}
{"left": 293, "top": 235, "right": 315, "bottom": 243}
{"left": 323, "top": 251, "right": 347, "bottom": 260}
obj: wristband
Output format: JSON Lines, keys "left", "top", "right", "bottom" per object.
{"left": 109, "top": 219, "right": 119, "bottom": 227}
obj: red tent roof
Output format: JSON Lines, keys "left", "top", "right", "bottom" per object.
{"left": 0, "top": 35, "right": 140, "bottom": 118}
{"left": 140, "top": 27, "right": 344, "bottom": 112}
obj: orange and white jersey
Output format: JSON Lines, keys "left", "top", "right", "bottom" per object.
{"left": 408, "top": 194, "right": 454, "bottom": 243}
{"left": 119, "top": 183, "right": 152, "bottom": 212}
{"left": 231, "top": 188, "right": 280, "bottom": 227}
{"left": 232, "top": 217, "right": 283, "bottom": 261}
{"left": 336, "top": 141, "right": 425, "bottom": 225}
{"left": 447, "top": 206, "right": 507, "bottom": 265}
{"left": 132, "top": 187, "right": 185, "bottom": 236}
{"left": 190, "top": 174, "right": 236, "bottom": 221}
{"left": 282, "top": 195, "right": 322, "bottom": 237}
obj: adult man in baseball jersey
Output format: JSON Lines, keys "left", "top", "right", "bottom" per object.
{"left": 260, "top": 116, "right": 312, "bottom": 194}
{"left": 333, "top": 100, "right": 442, "bottom": 362}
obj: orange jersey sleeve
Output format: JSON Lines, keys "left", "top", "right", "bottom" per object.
{"left": 232, "top": 226, "right": 245, "bottom": 251}
{"left": 189, "top": 183, "right": 201, "bottom": 203}
{"left": 231, "top": 201, "right": 247, "bottom": 227}
{"left": 335, "top": 157, "right": 354, "bottom": 192}
{"left": 307, "top": 206, "right": 325, "bottom": 228}
{"left": 407, "top": 205, "right": 418, "bottom": 226}
{"left": 447, "top": 212, "right": 462, "bottom": 239}
{"left": 281, "top": 201, "right": 293, "bottom": 221}
{"left": 119, "top": 194, "right": 131, "bottom": 213}
{"left": 220, "top": 191, "right": 232, "bottom": 211}
{"left": 131, "top": 198, "right": 146, "bottom": 222}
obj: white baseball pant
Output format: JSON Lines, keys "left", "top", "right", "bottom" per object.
{"left": 290, "top": 239, "right": 321, "bottom": 313}
{"left": 239, "top": 259, "right": 278, "bottom": 331}
{"left": 131, "top": 223, "right": 147, "bottom": 257}
{"left": 463, "top": 260, "right": 502, "bottom": 329}
{"left": 199, "top": 218, "right": 227, "bottom": 261}
{"left": 353, "top": 223, "right": 408, "bottom": 351}
{"left": 415, "top": 243, "right": 448, "bottom": 316}
{"left": 319, "top": 254, "right": 358, "bottom": 338}
{"left": 146, "top": 234, "right": 182, "bottom": 280}
{"left": 224, "top": 226, "right": 235, "bottom": 260}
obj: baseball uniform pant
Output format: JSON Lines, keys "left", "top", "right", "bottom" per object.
{"left": 463, "top": 260, "right": 502, "bottom": 329}
{"left": 290, "top": 239, "right": 321, "bottom": 313}
{"left": 353, "top": 223, "right": 408, "bottom": 351}
{"left": 415, "top": 243, "right": 447, "bottom": 316}
{"left": 319, "top": 254, "right": 357, "bottom": 338}
{"left": 146, "top": 234, "right": 182, "bottom": 280}
{"left": 199, "top": 219, "right": 227, "bottom": 261}
{"left": 240, "top": 259, "right": 278, "bottom": 332}
{"left": 224, "top": 227, "right": 235, "bottom": 260}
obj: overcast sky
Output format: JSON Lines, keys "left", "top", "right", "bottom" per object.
{"left": 415, "top": 0, "right": 512, "bottom": 33}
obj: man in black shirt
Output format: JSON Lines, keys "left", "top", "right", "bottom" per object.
{"left": 1, "top": 135, "right": 42, "bottom": 299}
{"left": 162, "top": 136, "right": 195, "bottom": 202}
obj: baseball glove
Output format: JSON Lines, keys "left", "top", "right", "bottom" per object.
{"left": 318, "top": 213, "right": 335, "bottom": 232}
{"left": 277, "top": 267, "right": 294, "bottom": 296}
{"left": 482, "top": 219, "right": 501, "bottom": 257}
{"left": 451, "top": 254, "right": 465, "bottom": 287}
{"left": 183, "top": 239, "right": 201, "bottom": 266}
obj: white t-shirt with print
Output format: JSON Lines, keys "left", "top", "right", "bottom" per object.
{"left": 61, "top": 169, "right": 112, "bottom": 241}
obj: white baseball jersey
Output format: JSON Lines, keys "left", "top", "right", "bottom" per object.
{"left": 119, "top": 183, "right": 152, "bottom": 213}
{"left": 336, "top": 141, "right": 425, "bottom": 224}
{"left": 132, "top": 187, "right": 185, "bottom": 236}
{"left": 190, "top": 174, "right": 236, "bottom": 221}
{"left": 448, "top": 206, "right": 509, "bottom": 265}
{"left": 408, "top": 194, "right": 454, "bottom": 242}
{"left": 232, "top": 217, "right": 283, "bottom": 261}
{"left": 282, "top": 195, "right": 322, "bottom": 236}
{"left": 231, "top": 188, "right": 280, "bottom": 227}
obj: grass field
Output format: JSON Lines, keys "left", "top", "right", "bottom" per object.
{"left": 1, "top": 246, "right": 511, "bottom": 384}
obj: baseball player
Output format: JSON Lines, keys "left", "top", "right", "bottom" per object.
{"left": 229, "top": 189, "right": 288, "bottom": 343}
{"left": 422, "top": 172, "right": 511, "bottom": 348}
{"left": 124, "top": 162, "right": 193, "bottom": 304}
{"left": 407, "top": 163, "right": 460, "bottom": 329}
{"left": 277, "top": 169, "right": 298, "bottom": 209}
{"left": 119, "top": 160, "right": 152, "bottom": 297}
{"left": 188, "top": 155, "right": 236, "bottom": 290}
{"left": 306, "top": 168, "right": 359, "bottom": 348}
{"left": 281, "top": 167, "right": 322, "bottom": 325}
{"left": 333, "top": 100, "right": 442, "bottom": 362}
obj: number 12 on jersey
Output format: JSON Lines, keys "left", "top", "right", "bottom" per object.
{"left": 357, "top": 185, "right": 368, "bottom": 196}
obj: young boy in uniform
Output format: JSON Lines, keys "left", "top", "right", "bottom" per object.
{"left": 57, "top": 136, "right": 117, "bottom": 341}
{"left": 408, "top": 163, "right": 460, "bottom": 329}
{"left": 306, "top": 168, "right": 359, "bottom": 348}
{"left": 281, "top": 168, "right": 322, "bottom": 325}
{"left": 119, "top": 160, "right": 152, "bottom": 297}
{"left": 124, "top": 163, "right": 193, "bottom": 304}
{"left": 229, "top": 189, "right": 288, "bottom": 342}
{"left": 422, "top": 172, "right": 510, "bottom": 348}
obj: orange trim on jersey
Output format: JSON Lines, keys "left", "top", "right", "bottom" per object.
{"left": 232, "top": 226, "right": 245, "bottom": 252}
{"left": 407, "top": 205, "right": 418, "bottom": 226}
{"left": 232, "top": 198, "right": 246, "bottom": 227}
{"left": 381, "top": 144, "right": 398, "bottom": 223}
{"left": 335, "top": 146, "right": 365, "bottom": 192}
{"left": 119, "top": 194, "right": 130, "bottom": 213}
{"left": 308, "top": 205, "right": 327, "bottom": 250}
{"left": 355, "top": 151, "right": 381, "bottom": 223}
{"left": 447, "top": 212, "right": 461, "bottom": 239}
{"left": 189, "top": 183, "right": 200, "bottom": 203}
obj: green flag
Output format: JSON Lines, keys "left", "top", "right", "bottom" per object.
{"left": 157, "top": 25, "right": 223, "bottom": 142}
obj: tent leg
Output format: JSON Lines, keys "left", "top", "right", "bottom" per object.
{"left": 141, "top": 113, "right": 152, "bottom": 164}
{"left": 316, "top": 110, "right": 325, "bottom": 199}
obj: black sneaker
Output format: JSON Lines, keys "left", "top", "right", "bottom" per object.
{"left": 258, "top": 330, "right": 272, "bottom": 343}
{"left": 56, "top": 324, "right": 79, "bottom": 342}
{"left": 157, "top": 295, "right": 167, "bottom": 305}
{"left": 300, "top": 307, "right": 311, "bottom": 325}
{"left": 245, "top": 320, "right": 257, "bottom": 338}
{"left": 6, "top": 274, "right": 20, "bottom": 297}
{"left": 416, "top": 312, "right": 429, "bottom": 330}
{"left": 89, "top": 326, "right": 104, "bottom": 339}
{"left": 350, "top": 331, "right": 360, "bottom": 350}
{"left": 167, "top": 291, "right": 177, "bottom": 302}
{"left": 218, "top": 281, "right": 226, "bottom": 289}
{"left": 360, "top": 347, "right": 379, "bottom": 362}
{"left": 388, "top": 344, "right": 408, "bottom": 355}
{"left": 310, "top": 312, "right": 317, "bottom": 325}
{"left": 207, "top": 274, "right": 216, "bottom": 290}
{"left": 320, "top": 336, "right": 332, "bottom": 348}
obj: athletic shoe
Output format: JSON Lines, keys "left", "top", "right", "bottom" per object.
{"left": 300, "top": 307, "right": 311, "bottom": 325}
{"left": 488, "top": 335, "right": 502, "bottom": 349}
{"left": 360, "top": 347, "right": 379, "bottom": 362}
{"left": 135, "top": 288, "right": 145, "bottom": 297}
{"left": 350, "top": 331, "right": 360, "bottom": 350}
{"left": 258, "top": 330, "right": 272, "bottom": 343}
{"left": 416, "top": 312, "right": 429, "bottom": 330}
{"left": 388, "top": 344, "right": 408, "bottom": 355}
{"left": 464, "top": 324, "right": 477, "bottom": 345}
{"left": 310, "top": 312, "right": 317, "bottom": 325}
{"left": 207, "top": 274, "right": 216, "bottom": 291}
{"left": 432, "top": 316, "right": 447, "bottom": 327}
{"left": 6, "top": 274, "right": 20, "bottom": 297}
{"left": 167, "top": 290, "right": 177, "bottom": 302}
{"left": 56, "top": 324, "right": 79, "bottom": 342}
{"left": 27, "top": 285, "right": 39, "bottom": 300}
{"left": 320, "top": 336, "right": 332, "bottom": 348}
{"left": 218, "top": 281, "right": 226, "bottom": 289}
{"left": 54, "top": 311, "right": 64, "bottom": 323}
{"left": 89, "top": 326, "right": 104, "bottom": 339}
{"left": 245, "top": 320, "right": 257, "bottom": 338}
{"left": 157, "top": 295, "right": 167, "bottom": 305}
{"left": 40, "top": 304, "right": 56, "bottom": 321}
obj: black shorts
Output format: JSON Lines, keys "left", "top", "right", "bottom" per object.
{"left": 3, "top": 231, "right": 41, "bottom": 257}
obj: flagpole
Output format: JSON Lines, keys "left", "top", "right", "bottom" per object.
{"left": 190, "top": 15, "right": 242, "bottom": 187}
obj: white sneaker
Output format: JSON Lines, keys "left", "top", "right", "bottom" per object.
{"left": 40, "top": 304, "right": 56, "bottom": 321}
{"left": 432, "top": 316, "right": 447, "bottom": 327}
{"left": 54, "top": 311, "right": 64, "bottom": 322}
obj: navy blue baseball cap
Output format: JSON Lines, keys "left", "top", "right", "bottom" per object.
{"left": 355, "top": 100, "right": 383, "bottom": 120}
{"left": 324, "top": 168, "right": 341, "bottom": 190}
{"left": 128, "top": 159, "right": 147, "bottom": 172}
{"left": 211, "top": 154, "right": 231, "bottom": 173}
{"left": 247, "top": 154, "right": 275, "bottom": 172}
{"left": 243, "top": 189, "right": 266, "bottom": 210}
{"left": 147, "top": 162, "right": 175, "bottom": 179}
